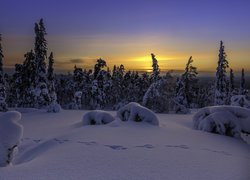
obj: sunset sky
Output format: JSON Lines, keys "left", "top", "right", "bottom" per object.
{"left": 1, "top": 0, "right": 250, "bottom": 73}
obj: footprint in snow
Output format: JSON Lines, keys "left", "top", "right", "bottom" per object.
{"left": 135, "top": 144, "right": 155, "bottom": 149}
{"left": 53, "top": 138, "right": 69, "bottom": 144}
{"left": 105, "top": 145, "right": 127, "bottom": 150}
{"left": 201, "top": 148, "right": 232, "bottom": 156}
{"left": 77, "top": 141, "right": 97, "bottom": 145}
{"left": 165, "top": 144, "right": 189, "bottom": 149}
{"left": 33, "top": 139, "right": 42, "bottom": 143}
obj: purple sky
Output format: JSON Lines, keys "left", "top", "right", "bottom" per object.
{"left": 1, "top": 0, "right": 250, "bottom": 73}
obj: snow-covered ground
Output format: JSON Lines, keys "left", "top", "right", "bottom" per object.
{"left": 0, "top": 109, "right": 249, "bottom": 180}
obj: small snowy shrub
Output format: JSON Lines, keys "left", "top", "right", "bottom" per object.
{"left": 47, "top": 102, "right": 61, "bottom": 113}
{"left": 117, "top": 102, "right": 159, "bottom": 126}
{"left": 193, "top": 106, "right": 250, "bottom": 138}
{"left": 231, "top": 95, "right": 250, "bottom": 108}
{"left": 82, "top": 110, "right": 115, "bottom": 125}
{"left": 0, "top": 111, "right": 23, "bottom": 167}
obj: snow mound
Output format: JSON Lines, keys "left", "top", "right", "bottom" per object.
{"left": 82, "top": 110, "right": 115, "bottom": 125}
{"left": 240, "top": 132, "right": 250, "bottom": 144}
{"left": 14, "top": 108, "right": 39, "bottom": 113}
{"left": 117, "top": 102, "right": 159, "bottom": 126}
{"left": 47, "top": 103, "right": 61, "bottom": 113}
{"left": 193, "top": 106, "right": 250, "bottom": 138}
{"left": 0, "top": 111, "right": 23, "bottom": 167}
{"left": 231, "top": 95, "right": 250, "bottom": 108}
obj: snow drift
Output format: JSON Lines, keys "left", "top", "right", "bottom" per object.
{"left": 82, "top": 110, "right": 115, "bottom": 125}
{"left": 117, "top": 102, "right": 159, "bottom": 126}
{"left": 193, "top": 106, "right": 250, "bottom": 137}
{"left": 0, "top": 111, "right": 23, "bottom": 167}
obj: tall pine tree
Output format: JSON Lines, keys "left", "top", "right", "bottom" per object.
{"left": 214, "top": 41, "right": 229, "bottom": 105}
{"left": 0, "top": 34, "right": 7, "bottom": 111}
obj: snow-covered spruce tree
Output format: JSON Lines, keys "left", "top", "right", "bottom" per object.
{"left": 150, "top": 53, "right": 160, "bottom": 82}
{"left": 0, "top": 34, "right": 7, "bottom": 111}
{"left": 34, "top": 19, "right": 50, "bottom": 108}
{"left": 90, "top": 58, "right": 111, "bottom": 109}
{"left": 227, "top": 68, "right": 237, "bottom": 103}
{"left": 111, "top": 64, "right": 125, "bottom": 107}
{"left": 229, "top": 68, "right": 235, "bottom": 94}
{"left": 13, "top": 50, "right": 37, "bottom": 107}
{"left": 214, "top": 41, "right": 229, "bottom": 105}
{"left": 174, "top": 56, "right": 198, "bottom": 113}
{"left": 47, "top": 52, "right": 61, "bottom": 112}
{"left": 93, "top": 58, "right": 106, "bottom": 79}
{"left": 143, "top": 76, "right": 175, "bottom": 113}
{"left": 55, "top": 73, "right": 75, "bottom": 108}
{"left": 239, "top": 68, "right": 247, "bottom": 95}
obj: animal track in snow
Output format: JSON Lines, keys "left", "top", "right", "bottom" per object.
{"left": 165, "top": 144, "right": 189, "bottom": 149}
{"left": 76, "top": 141, "right": 97, "bottom": 145}
{"left": 135, "top": 144, "right": 155, "bottom": 149}
{"left": 201, "top": 148, "right": 232, "bottom": 156}
{"left": 104, "top": 145, "right": 127, "bottom": 150}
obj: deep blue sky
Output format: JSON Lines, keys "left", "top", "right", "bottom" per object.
{"left": 1, "top": 0, "right": 250, "bottom": 73}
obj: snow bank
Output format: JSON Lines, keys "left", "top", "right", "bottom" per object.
{"left": 193, "top": 106, "right": 250, "bottom": 138}
{"left": 231, "top": 95, "right": 250, "bottom": 108}
{"left": 0, "top": 111, "right": 23, "bottom": 167}
{"left": 82, "top": 110, "right": 115, "bottom": 125}
{"left": 117, "top": 102, "right": 159, "bottom": 126}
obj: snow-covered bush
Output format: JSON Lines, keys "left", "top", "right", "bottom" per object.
{"left": 174, "top": 101, "right": 190, "bottom": 114}
{"left": 193, "top": 106, "right": 250, "bottom": 138}
{"left": 0, "top": 111, "right": 23, "bottom": 167}
{"left": 82, "top": 110, "right": 115, "bottom": 125}
{"left": 231, "top": 95, "right": 250, "bottom": 108}
{"left": 47, "top": 102, "right": 61, "bottom": 113}
{"left": 117, "top": 102, "right": 159, "bottom": 126}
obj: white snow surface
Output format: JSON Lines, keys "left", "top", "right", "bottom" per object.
{"left": 193, "top": 106, "right": 250, "bottom": 137}
{"left": 0, "top": 109, "right": 249, "bottom": 180}
{"left": 82, "top": 110, "right": 115, "bottom": 125}
{"left": 0, "top": 111, "right": 23, "bottom": 167}
{"left": 117, "top": 102, "right": 159, "bottom": 126}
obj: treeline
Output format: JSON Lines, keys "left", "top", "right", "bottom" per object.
{"left": 0, "top": 19, "right": 249, "bottom": 113}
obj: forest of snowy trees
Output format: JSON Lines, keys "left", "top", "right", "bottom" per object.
{"left": 0, "top": 19, "right": 249, "bottom": 113}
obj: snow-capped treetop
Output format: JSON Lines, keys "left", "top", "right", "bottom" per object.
{"left": 151, "top": 53, "right": 160, "bottom": 82}
{"left": 94, "top": 58, "right": 107, "bottom": 79}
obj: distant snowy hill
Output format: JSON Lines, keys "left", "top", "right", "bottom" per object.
{"left": 0, "top": 109, "right": 249, "bottom": 180}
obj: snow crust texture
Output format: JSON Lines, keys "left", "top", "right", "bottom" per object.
{"left": 82, "top": 110, "right": 115, "bottom": 125}
{"left": 117, "top": 102, "right": 159, "bottom": 126}
{"left": 0, "top": 111, "right": 23, "bottom": 167}
{"left": 193, "top": 106, "right": 250, "bottom": 137}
